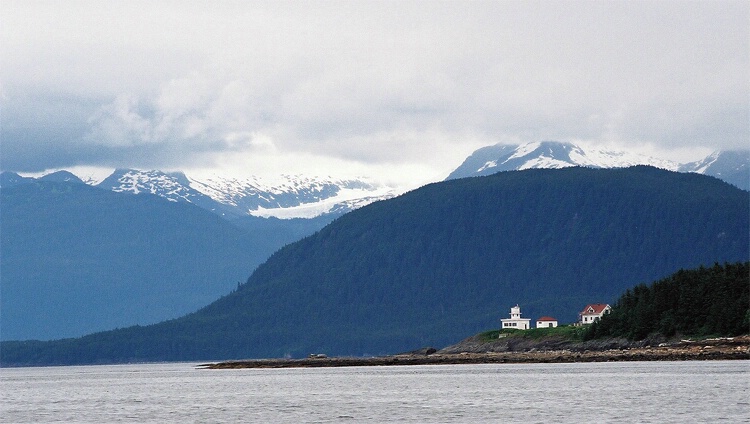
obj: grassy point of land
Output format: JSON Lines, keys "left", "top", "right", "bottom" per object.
{"left": 479, "top": 325, "right": 587, "bottom": 343}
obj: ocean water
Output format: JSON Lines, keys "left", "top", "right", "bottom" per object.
{"left": 1, "top": 361, "right": 748, "bottom": 423}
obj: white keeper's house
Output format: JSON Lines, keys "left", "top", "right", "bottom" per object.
{"left": 578, "top": 303, "right": 612, "bottom": 325}
{"left": 501, "top": 304, "right": 531, "bottom": 330}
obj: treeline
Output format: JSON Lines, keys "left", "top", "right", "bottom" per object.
{"left": 584, "top": 262, "right": 749, "bottom": 341}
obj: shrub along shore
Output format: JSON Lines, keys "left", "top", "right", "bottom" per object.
{"left": 199, "top": 335, "right": 749, "bottom": 369}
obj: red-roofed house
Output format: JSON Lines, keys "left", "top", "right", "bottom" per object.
{"left": 536, "top": 316, "right": 558, "bottom": 328}
{"left": 578, "top": 303, "right": 611, "bottom": 325}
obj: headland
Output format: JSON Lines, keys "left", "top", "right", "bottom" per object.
{"left": 199, "top": 335, "right": 749, "bottom": 369}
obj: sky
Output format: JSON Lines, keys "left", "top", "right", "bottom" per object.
{"left": 2, "top": 0, "right": 748, "bottom": 188}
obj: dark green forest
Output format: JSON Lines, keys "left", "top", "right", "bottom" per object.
{"left": 1, "top": 167, "right": 748, "bottom": 366}
{"left": 584, "top": 262, "right": 749, "bottom": 341}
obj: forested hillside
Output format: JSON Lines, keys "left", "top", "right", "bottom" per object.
{"left": 584, "top": 262, "right": 749, "bottom": 340}
{"left": 2, "top": 166, "right": 747, "bottom": 366}
{"left": 0, "top": 181, "right": 317, "bottom": 340}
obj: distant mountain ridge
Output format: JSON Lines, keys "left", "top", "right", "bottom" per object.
{"left": 2, "top": 142, "right": 745, "bottom": 221}
{"left": 1, "top": 169, "right": 395, "bottom": 220}
{"left": 678, "top": 150, "right": 749, "bottom": 191}
{"left": 185, "top": 173, "right": 394, "bottom": 219}
{"left": 96, "top": 169, "right": 238, "bottom": 217}
{"left": 447, "top": 141, "right": 749, "bottom": 190}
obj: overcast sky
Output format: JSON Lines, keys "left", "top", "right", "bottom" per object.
{"left": 2, "top": 1, "right": 748, "bottom": 187}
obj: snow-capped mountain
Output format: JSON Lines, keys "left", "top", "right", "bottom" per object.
{"left": 95, "top": 169, "right": 395, "bottom": 219}
{"left": 446, "top": 141, "right": 680, "bottom": 180}
{"left": 678, "top": 150, "right": 749, "bottom": 191}
{"left": 188, "top": 174, "right": 395, "bottom": 219}
{"left": 1, "top": 167, "right": 396, "bottom": 219}
{"left": 96, "top": 169, "right": 236, "bottom": 216}
{"left": 4, "top": 141, "right": 745, "bottom": 221}
{"left": 446, "top": 141, "right": 748, "bottom": 190}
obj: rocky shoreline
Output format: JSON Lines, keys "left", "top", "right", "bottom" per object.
{"left": 200, "top": 335, "right": 750, "bottom": 369}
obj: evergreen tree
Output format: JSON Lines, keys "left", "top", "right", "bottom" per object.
{"left": 586, "top": 262, "right": 749, "bottom": 340}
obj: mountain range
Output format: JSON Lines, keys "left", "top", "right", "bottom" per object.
{"left": 0, "top": 171, "right": 390, "bottom": 341}
{"left": 1, "top": 169, "right": 395, "bottom": 221}
{"left": 2, "top": 166, "right": 747, "bottom": 365}
{"left": 1, "top": 141, "right": 747, "bottom": 344}
{"left": 2, "top": 141, "right": 747, "bottom": 226}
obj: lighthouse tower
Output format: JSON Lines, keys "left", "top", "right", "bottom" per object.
{"left": 510, "top": 305, "right": 522, "bottom": 319}
{"left": 500, "top": 304, "right": 531, "bottom": 330}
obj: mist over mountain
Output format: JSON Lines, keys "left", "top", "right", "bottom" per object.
{"left": 4, "top": 166, "right": 746, "bottom": 365}
{"left": 0, "top": 172, "right": 35, "bottom": 187}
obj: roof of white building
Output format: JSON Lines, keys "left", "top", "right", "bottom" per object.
{"left": 580, "top": 304, "right": 610, "bottom": 315}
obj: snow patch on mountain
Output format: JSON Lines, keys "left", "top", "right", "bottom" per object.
{"left": 186, "top": 174, "right": 392, "bottom": 217}
{"left": 681, "top": 151, "right": 721, "bottom": 174}
{"left": 517, "top": 156, "right": 575, "bottom": 170}
{"left": 250, "top": 187, "right": 396, "bottom": 219}
{"left": 574, "top": 147, "right": 680, "bottom": 170}
{"left": 507, "top": 141, "right": 543, "bottom": 160}
{"left": 477, "top": 160, "right": 497, "bottom": 172}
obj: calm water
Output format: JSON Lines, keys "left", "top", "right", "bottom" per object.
{"left": 1, "top": 361, "right": 748, "bottom": 423}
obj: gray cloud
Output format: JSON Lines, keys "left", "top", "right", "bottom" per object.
{"left": 2, "top": 1, "right": 747, "bottom": 183}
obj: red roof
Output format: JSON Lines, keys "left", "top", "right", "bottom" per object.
{"left": 580, "top": 304, "right": 610, "bottom": 314}
{"left": 537, "top": 316, "right": 557, "bottom": 321}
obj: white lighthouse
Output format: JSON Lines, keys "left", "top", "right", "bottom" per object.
{"left": 500, "top": 304, "right": 531, "bottom": 330}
